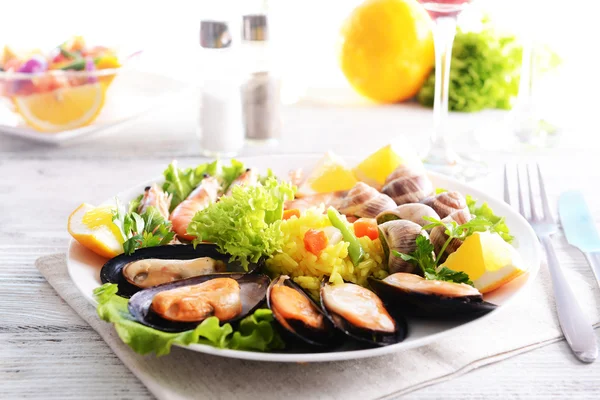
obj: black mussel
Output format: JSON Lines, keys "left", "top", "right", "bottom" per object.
{"left": 128, "top": 273, "right": 270, "bottom": 333}
{"left": 100, "top": 244, "right": 261, "bottom": 297}
{"left": 368, "top": 273, "right": 497, "bottom": 318}
{"left": 320, "top": 280, "right": 407, "bottom": 347}
{"left": 267, "top": 275, "right": 338, "bottom": 348}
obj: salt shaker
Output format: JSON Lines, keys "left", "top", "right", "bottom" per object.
{"left": 240, "top": 13, "right": 282, "bottom": 145}
{"left": 198, "top": 20, "right": 244, "bottom": 157}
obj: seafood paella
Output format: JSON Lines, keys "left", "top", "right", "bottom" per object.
{"left": 68, "top": 146, "right": 526, "bottom": 355}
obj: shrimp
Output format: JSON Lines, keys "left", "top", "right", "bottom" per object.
{"left": 138, "top": 183, "right": 172, "bottom": 220}
{"left": 225, "top": 168, "right": 258, "bottom": 196}
{"left": 170, "top": 176, "right": 221, "bottom": 241}
{"left": 284, "top": 191, "right": 347, "bottom": 212}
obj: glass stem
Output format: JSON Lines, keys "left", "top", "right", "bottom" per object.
{"left": 424, "top": 16, "right": 459, "bottom": 165}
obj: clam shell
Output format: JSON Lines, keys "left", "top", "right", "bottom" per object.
{"left": 421, "top": 191, "right": 467, "bottom": 219}
{"left": 378, "top": 220, "right": 429, "bottom": 274}
{"left": 128, "top": 273, "right": 270, "bottom": 333}
{"left": 100, "top": 244, "right": 259, "bottom": 298}
{"left": 337, "top": 182, "right": 396, "bottom": 218}
{"left": 369, "top": 273, "right": 497, "bottom": 318}
{"left": 429, "top": 209, "right": 472, "bottom": 261}
{"left": 381, "top": 165, "right": 434, "bottom": 205}
{"left": 376, "top": 203, "right": 440, "bottom": 229}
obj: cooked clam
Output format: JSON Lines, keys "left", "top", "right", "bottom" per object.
{"left": 123, "top": 257, "right": 227, "bottom": 289}
{"left": 338, "top": 182, "right": 397, "bottom": 218}
{"left": 369, "top": 273, "right": 497, "bottom": 318}
{"left": 429, "top": 209, "right": 472, "bottom": 261}
{"left": 267, "top": 276, "right": 337, "bottom": 347}
{"left": 100, "top": 244, "right": 260, "bottom": 298}
{"left": 378, "top": 220, "right": 429, "bottom": 274}
{"left": 421, "top": 191, "right": 468, "bottom": 219}
{"left": 376, "top": 203, "right": 440, "bottom": 230}
{"left": 382, "top": 165, "right": 434, "bottom": 205}
{"left": 320, "top": 281, "right": 407, "bottom": 346}
{"left": 128, "top": 273, "right": 270, "bottom": 332}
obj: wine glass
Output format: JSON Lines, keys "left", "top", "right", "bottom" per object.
{"left": 418, "top": 0, "right": 484, "bottom": 179}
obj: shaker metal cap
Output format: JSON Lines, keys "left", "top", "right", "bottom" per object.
{"left": 200, "top": 20, "right": 232, "bottom": 48}
{"left": 242, "top": 14, "right": 268, "bottom": 41}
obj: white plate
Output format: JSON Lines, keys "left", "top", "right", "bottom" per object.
{"left": 0, "top": 69, "right": 190, "bottom": 144}
{"left": 67, "top": 154, "right": 541, "bottom": 362}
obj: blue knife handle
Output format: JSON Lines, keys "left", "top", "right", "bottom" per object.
{"left": 584, "top": 251, "right": 600, "bottom": 288}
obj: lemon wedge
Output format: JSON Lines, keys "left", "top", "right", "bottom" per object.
{"left": 297, "top": 152, "right": 358, "bottom": 196}
{"left": 354, "top": 144, "right": 423, "bottom": 188}
{"left": 68, "top": 203, "right": 124, "bottom": 259}
{"left": 13, "top": 83, "right": 106, "bottom": 132}
{"left": 442, "top": 231, "right": 526, "bottom": 293}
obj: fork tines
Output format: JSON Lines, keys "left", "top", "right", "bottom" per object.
{"left": 504, "top": 163, "right": 555, "bottom": 224}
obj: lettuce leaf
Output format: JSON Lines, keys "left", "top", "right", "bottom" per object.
{"left": 187, "top": 177, "right": 295, "bottom": 269}
{"left": 466, "top": 195, "right": 513, "bottom": 243}
{"left": 161, "top": 160, "right": 250, "bottom": 210}
{"left": 94, "top": 283, "right": 284, "bottom": 356}
{"left": 162, "top": 161, "right": 219, "bottom": 210}
{"left": 220, "top": 159, "right": 246, "bottom": 193}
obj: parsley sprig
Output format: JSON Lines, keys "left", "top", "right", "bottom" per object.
{"left": 393, "top": 236, "right": 472, "bottom": 285}
{"left": 112, "top": 201, "right": 175, "bottom": 255}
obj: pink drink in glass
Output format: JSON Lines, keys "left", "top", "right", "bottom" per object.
{"left": 418, "top": 0, "right": 472, "bottom": 19}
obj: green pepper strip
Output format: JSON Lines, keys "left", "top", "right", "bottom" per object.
{"left": 59, "top": 47, "right": 79, "bottom": 60}
{"left": 327, "top": 207, "right": 364, "bottom": 266}
{"left": 60, "top": 57, "right": 101, "bottom": 71}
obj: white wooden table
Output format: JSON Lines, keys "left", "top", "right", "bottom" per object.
{"left": 1, "top": 95, "right": 599, "bottom": 399}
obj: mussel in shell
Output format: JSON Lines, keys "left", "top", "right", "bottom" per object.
{"left": 378, "top": 220, "right": 429, "bottom": 275}
{"left": 128, "top": 273, "right": 270, "bottom": 332}
{"left": 267, "top": 275, "right": 337, "bottom": 347}
{"left": 376, "top": 203, "right": 440, "bottom": 230}
{"left": 100, "top": 244, "right": 260, "bottom": 298}
{"left": 320, "top": 281, "right": 407, "bottom": 347}
{"left": 369, "top": 273, "right": 497, "bottom": 318}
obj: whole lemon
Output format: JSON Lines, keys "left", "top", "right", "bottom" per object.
{"left": 340, "top": 0, "right": 434, "bottom": 103}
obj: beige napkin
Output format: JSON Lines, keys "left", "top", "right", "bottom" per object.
{"left": 37, "top": 254, "right": 600, "bottom": 400}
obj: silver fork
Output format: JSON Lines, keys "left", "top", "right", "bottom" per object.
{"left": 504, "top": 163, "right": 597, "bottom": 363}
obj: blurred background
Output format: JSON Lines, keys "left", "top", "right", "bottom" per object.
{"left": 0, "top": 0, "right": 596, "bottom": 148}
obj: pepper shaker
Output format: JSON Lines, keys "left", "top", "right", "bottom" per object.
{"left": 240, "top": 13, "right": 282, "bottom": 146}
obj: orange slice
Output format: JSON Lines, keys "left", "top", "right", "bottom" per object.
{"left": 13, "top": 83, "right": 105, "bottom": 132}
{"left": 68, "top": 203, "right": 124, "bottom": 259}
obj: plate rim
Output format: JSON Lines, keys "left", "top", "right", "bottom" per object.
{"left": 66, "top": 154, "right": 542, "bottom": 362}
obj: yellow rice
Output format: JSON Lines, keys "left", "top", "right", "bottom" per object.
{"left": 266, "top": 207, "right": 388, "bottom": 297}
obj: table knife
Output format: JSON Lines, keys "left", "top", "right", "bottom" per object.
{"left": 558, "top": 190, "right": 600, "bottom": 287}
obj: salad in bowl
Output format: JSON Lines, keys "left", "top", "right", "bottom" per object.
{"left": 0, "top": 36, "right": 129, "bottom": 132}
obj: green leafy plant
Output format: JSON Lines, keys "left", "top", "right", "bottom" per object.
{"left": 417, "top": 15, "right": 560, "bottom": 112}
{"left": 112, "top": 203, "right": 175, "bottom": 255}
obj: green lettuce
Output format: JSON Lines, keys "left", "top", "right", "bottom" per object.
{"left": 417, "top": 15, "right": 560, "bottom": 112}
{"left": 94, "top": 283, "right": 284, "bottom": 356}
{"left": 162, "top": 160, "right": 250, "bottom": 210}
{"left": 466, "top": 195, "right": 513, "bottom": 243}
{"left": 220, "top": 159, "right": 247, "bottom": 193}
{"left": 187, "top": 177, "right": 295, "bottom": 269}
